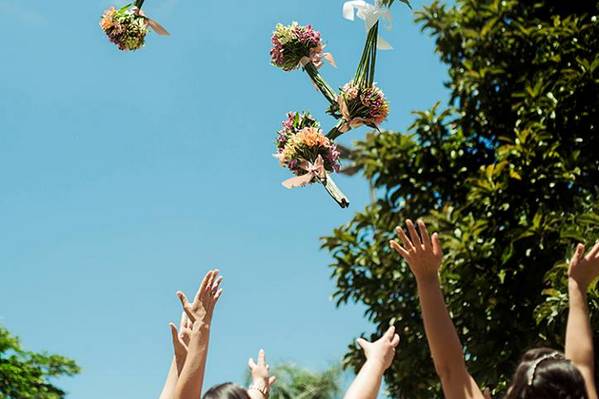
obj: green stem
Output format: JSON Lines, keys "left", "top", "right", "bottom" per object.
{"left": 319, "top": 173, "right": 350, "bottom": 208}
{"left": 303, "top": 62, "right": 338, "bottom": 106}
{"left": 326, "top": 120, "right": 346, "bottom": 140}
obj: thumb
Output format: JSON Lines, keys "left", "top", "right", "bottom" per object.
{"left": 575, "top": 243, "right": 586, "bottom": 260}
{"left": 384, "top": 325, "right": 396, "bottom": 341}
{"left": 248, "top": 358, "right": 257, "bottom": 369}
{"left": 169, "top": 323, "right": 181, "bottom": 348}
{"left": 177, "top": 291, "right": 195, "bottom": 323}
{"left": 269, "top": 376, "right": 277, "bottom": 386}
{"left": 356, "top": 337, "right": 369, "bottom": 351}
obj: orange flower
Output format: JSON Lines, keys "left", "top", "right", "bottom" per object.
{"left": 100, "top": 7, "right": 116, "bottom": 31}
{"left": 297, "top": 127, "right": 330, "bottom": 148}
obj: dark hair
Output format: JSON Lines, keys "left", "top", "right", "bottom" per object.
{"left": 202, "top": 383, "right": 251, "bottom": 399}
{"left": 504, "top": 348, "right": 588, "bottom": 399}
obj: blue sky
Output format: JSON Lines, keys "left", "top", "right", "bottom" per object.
{"left": 0, "top": 0, "right": 448, "bottom": 397}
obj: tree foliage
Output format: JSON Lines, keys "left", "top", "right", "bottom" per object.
{"left": 0, "top": 325, "right": 79, "bottom": 399}
{"left": 322, "top": 0, "right": 599, "bottom": 397}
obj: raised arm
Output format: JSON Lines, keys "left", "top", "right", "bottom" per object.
{"left": 247, "top": 349, "right": 277, "bottom": 399}
{"left": 158, "top": 313, "right": 192, "bottom": 399}
{"left": 390, "top": 219, "right": 484, "bottom": 399}
{"left": 174, "top": 269, "right": 223, "bottom": 399}
{"left": 343, "top": 326, "right": 400, "bottom": 399}
{"left": 566, "top": 242, "right": 599, "bottom": 399}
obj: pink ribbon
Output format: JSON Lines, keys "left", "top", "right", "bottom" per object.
{"left": 134, "top": 7, "right": 170, "bottom": 36}
{"left": 282, "top": 155, "right": 326, "bottom": 189}
{"left": 338, "top": 95, "right": 371, "bottom": 133}
{"left": 299, "top": 45, "right": 336, "bottom": 69}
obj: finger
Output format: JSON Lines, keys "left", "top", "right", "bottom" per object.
{"left": 588, "top": 241, "right": 599, "bottom": 259}
{"left": 169, "top": 323, "right": 182, "bottom": 348}
{"left": 269, "top": 376, "right": 277, "bottom": 386}
{"left": 431, "top": 233, "right": 443, "bottom": 257}
{"left": 197, "top": 271, "right": 214, "bottom": 299}
{"left": 390, "top": 333, "right": 400, "bottom": 347}
{"left": 212, "top": 275, "right": 224, "bottom": 292}
{"left": 248, "top": 358, "right": 257, "bottom": 369}
{"left": 418, "top": 220, "right": 431, "bottom": 250}
{"left": 214, "top": 288, "right": 224, "bottom": 302}
{"left": 389, "top": 240, "right": 411, "bottom": 258}
{"left": 573, "top": 243, "right": 586, "bottom": 264}
{"left": 384, "top": 325, "right": 396, "bottom": 341}
{"left": 356, "top": 337, "right": 369, "bottom": 350}
{"left": 396, "top": 226, "right": 415, "bottom": 251}
{"left": 258, "top": 349, "right": 266, "bottom": 366}
{"left": 177, "top": 291, "right": 196, "bottom": 323}
{"left": 179, "top": 312, "right": 187, "bottom": 330}
{"left": 406, "top": 220, "right": 422, "bottom": 248}
{"left": 483, "top": 388, "right": 492, "bottom": 399}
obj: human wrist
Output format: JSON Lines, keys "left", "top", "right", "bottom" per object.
{"left": 364, "top": 358, "right": 388, "bottom": 375}
{"left": 416, "top": 273, "right": 440, "bottom": 287}
{"left": 568, "top": 278, "right": 588, "bottom": 295}
{"left": 248, "top": 380, "right": 270, "bottom": 398}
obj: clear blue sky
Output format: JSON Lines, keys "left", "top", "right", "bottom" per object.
{"left": 0, "top": 0, "right": 448, "bottom": 397}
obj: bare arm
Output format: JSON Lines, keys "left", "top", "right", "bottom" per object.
{"left": 390, "top": 220, "right": 484, "bottom": 399}
{"left": 566, "top": 243, "right": 599, "bottom": 399}
{"left": 173, "top": 270, "right": 223, "bottom": 399}
{"left": 344, "top": 326, "right": 400, "bottom": 399}
{"left": 159, "top": 313, "right": 193, "bottom": 399}
{"left": 158, "top": 359, "right": 178, "bottom": 399}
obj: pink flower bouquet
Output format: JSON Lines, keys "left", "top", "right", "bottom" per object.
{"left": 275, "top": 112, "right": 349, "bottom": 208}
{"left": 100, "top": 0, "right": 169, "bottom": 51}
{"left": 270, "top": 22, "right": 338, "bottom": 106}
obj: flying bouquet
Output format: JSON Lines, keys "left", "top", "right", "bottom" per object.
{"left": 342, "top": 0, "right": 412, "bottom": 50}
{"left": 275, "top": 112, "right": 349, "bottom": 208}
{"left": 323, "top": 0, "right": 410, "bottom": 139}
{"left": 270, "top": 22, "right": 338, "bottom": 106}
{"left": 100, "top": 0, "right": 169, "bottom": 51}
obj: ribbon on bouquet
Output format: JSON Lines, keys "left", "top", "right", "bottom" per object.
{"left": 337, "top": 95, "right": 372, "bottom": 133}
{"left": 299, "top": 45, "right": 337, "bottom": 69}
{"left": 133, "top": 7, "right": 170, "bottom": 36}
{"left": 342, "top": 0, "right": 393, "bottom": 50}
{"left": 282, "top": 155, "right": 326, "bottom": 189}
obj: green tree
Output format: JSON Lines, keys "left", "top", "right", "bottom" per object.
{"left": 322, "top": 0, "right": 599, "bottom": 397}
{"left": 0, "top": 325, "right": 80, "bottom": 399}
{"left": 248, "top": 363, "right": 341, "bottom": 399}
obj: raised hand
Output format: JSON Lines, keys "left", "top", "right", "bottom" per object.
{"left": 248, "top": 349, "right": 277, "bottom": 399}
{"left": 177, "top": 269, "right": 223, "bottom": 328}
{"left": 169, "top": 313, "right": 193, "bottom": 374}
{"left": 356, "top": 326, "right": 400, "bottom": 371}
{"left": 390, "top": 219, "right": 443, "bottom": 282}
{"left": 569, "top": 242, "right": 599, "bottom": 290}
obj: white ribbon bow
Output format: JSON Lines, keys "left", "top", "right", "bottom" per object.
{"left": 342, "top": 0, "right": 393, "bottom": 50}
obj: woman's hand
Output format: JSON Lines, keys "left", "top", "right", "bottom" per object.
{"left": 356, "top": 326, "right": 400, "bottom": 372}
{"left": 248, "top": 349, "right": 277, "bottom": 398}
{"left": 390, "top": 219, "right": 443, "bottom": 283}
{"left": 569, "top": 242, "right": 599, "bottom": 290}
{"left": 169, "top": 313, "right": 193, "bottom": 374}
{"left": 177, "top": 269, "right": 223, "bottom": 329}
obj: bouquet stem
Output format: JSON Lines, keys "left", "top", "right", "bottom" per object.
{"left": 320, "top": 173, "right": 350, "bottom": 208}
{"left": 135, "top": 0, "right": 145, "bottom": 8}
{"left": 354, "top": 21, "right": 379, "bottom": 88}
{"left": 303, "top": 62, "right": 338, "bottom": 107}
{"left": 326, "top": 120, "right": 345, "bottom": 140}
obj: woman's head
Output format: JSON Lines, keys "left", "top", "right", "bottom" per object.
{"left": 202, "top": 383, "right": 250, "bottom": 399}
{"left": 505, "top": 348, "right": 588, "bottom": 399}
